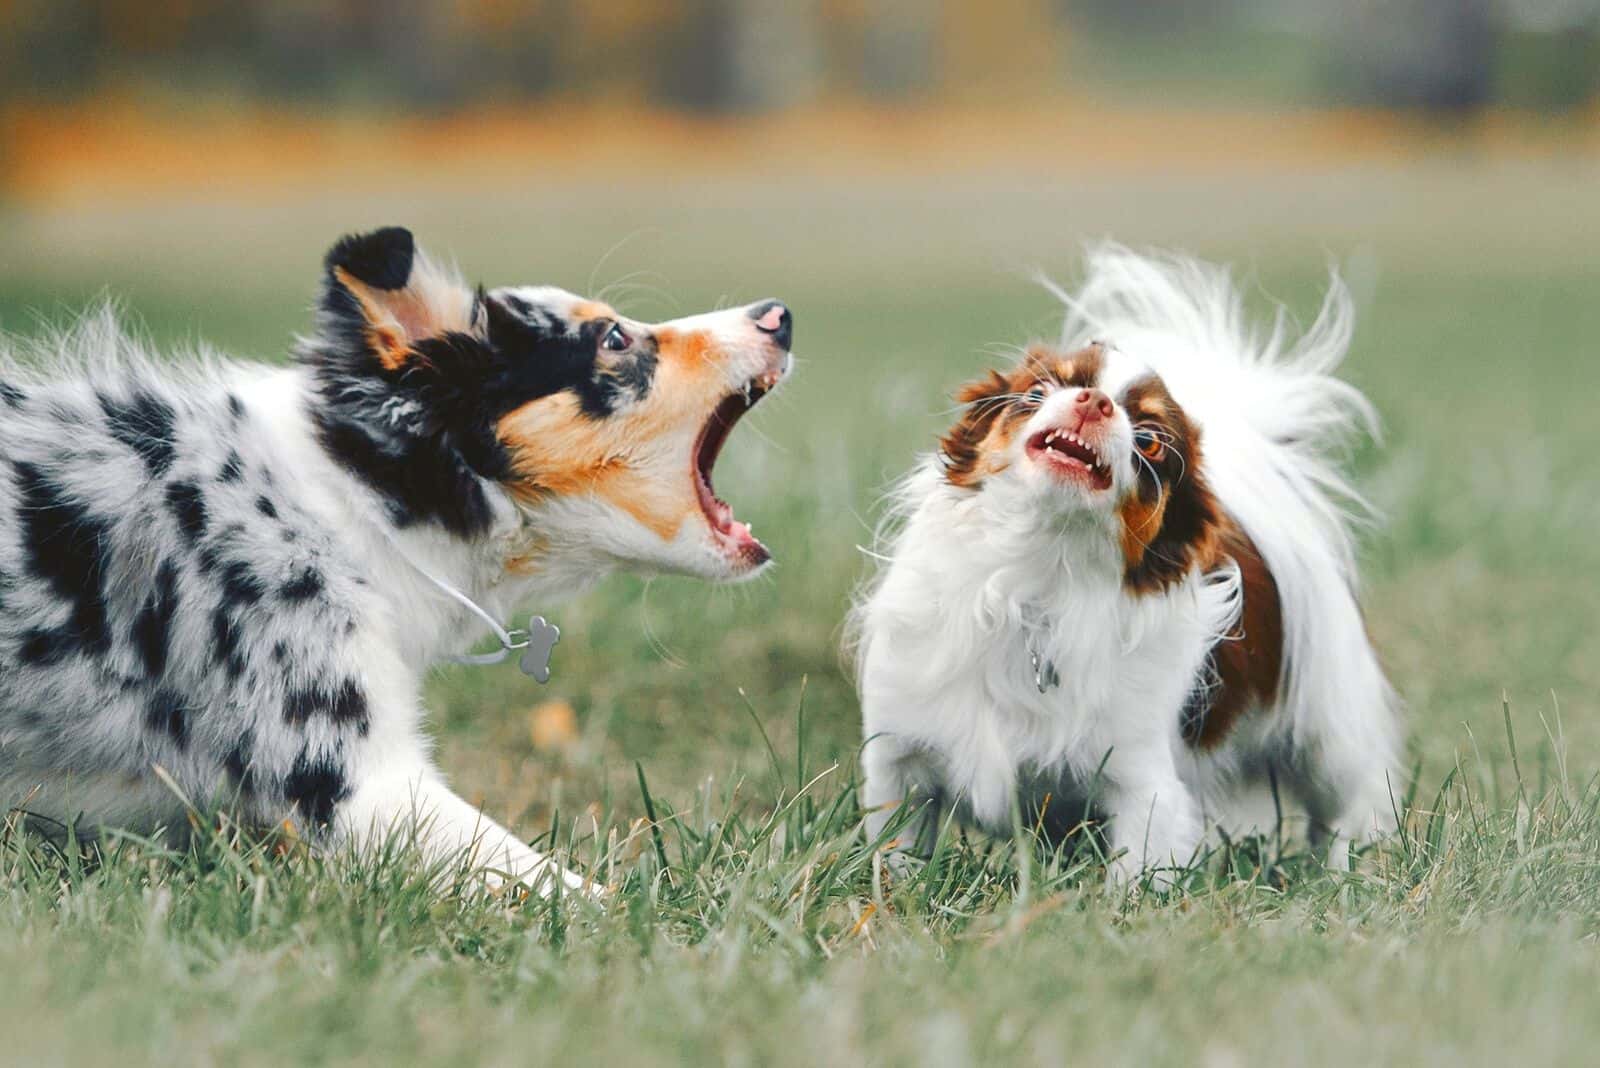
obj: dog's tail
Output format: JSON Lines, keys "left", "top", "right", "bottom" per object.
{"left": 1049, "top": 245, "right": 1400, "bottom": 782}
{"left": 1050, "top": 245, "right": 1377, "bottom": 555}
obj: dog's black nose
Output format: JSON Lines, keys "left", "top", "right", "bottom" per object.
{"left": 749, "top": 300, "right": 792, "bottom": 351}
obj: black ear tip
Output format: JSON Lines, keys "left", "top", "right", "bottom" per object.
{"left": 325, "top": 227, "right": 415, "bottom": 291}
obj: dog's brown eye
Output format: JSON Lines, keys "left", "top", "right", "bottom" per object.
{"left": 1025, "top": 383, "right": 1048, "bottom": 402}
{"left": 601, "top": 324, "right": 630, "bottom": 352}
{"left": 1134, "top": 427, "right": 1165, "bottom": 460}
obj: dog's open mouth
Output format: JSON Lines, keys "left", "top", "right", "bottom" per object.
{"left": 1027, "top": 428, "right": 1114, "bottom": 491}
{"left": 693, "top": 366, "right": 784, "bottom": 565}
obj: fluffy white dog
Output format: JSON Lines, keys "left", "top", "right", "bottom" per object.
{"left": 853, "top": 248, "right": 1401, "bottom": 887}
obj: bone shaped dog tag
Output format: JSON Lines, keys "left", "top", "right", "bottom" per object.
{"left": 517, "top": 616, "right": 561, "bottom": 683}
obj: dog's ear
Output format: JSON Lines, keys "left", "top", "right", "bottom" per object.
{"left": 326, "top": 225, "right": 415, "bottom": 291}
{"left": 319, "top": 227, "right": 479, "bottom": 370}
{"left": 941, "top": 369, "right": 1016, "bottom": 488}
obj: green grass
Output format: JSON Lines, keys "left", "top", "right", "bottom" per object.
{"left": 2, "top": 162, "right": 1599, "bottom": 1063}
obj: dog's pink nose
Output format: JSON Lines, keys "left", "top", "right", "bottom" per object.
{"left": 748, "top": 299, "right": 792, "bottom": 350}
{"left": 1074, "top": 388, "right": 1114, "bottom": 422}
{"left": 754, "top": 304, "right": 785, "bottom": 332}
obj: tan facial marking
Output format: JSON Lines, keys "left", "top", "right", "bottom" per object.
{"left": 655, "top": 328, "right": 718, "bottom": 366}
{"left": 571, "top": 301, "right": 616, "bottom": 324}
{"left": 1117, "top": 487, "right": 1169, "bottom": 569}
{"left": 494, "top": 359, "right": 720, "bottom": 545}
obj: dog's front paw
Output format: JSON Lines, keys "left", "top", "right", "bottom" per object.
{"left": 1102, "top": 851, "right": 1182, "bottom": 897}
{"left": 1103, "top": 850, "right": 1141, "bottom": 895}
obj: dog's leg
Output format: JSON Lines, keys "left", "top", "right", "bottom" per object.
{"left": 333, "top": 770, "right": 597, "bottom": 899}
{"left": 861, "top": 734, "right": 943, "bottom": 870}
{"left": 1300, "top": 754, "right": 1401, "bottom": 873}
{"left": 1288, "top": 633, "right": 1403, "bottom": 872}
{"left": 1097, "top": 742, "right": 1202, "bottom": 893}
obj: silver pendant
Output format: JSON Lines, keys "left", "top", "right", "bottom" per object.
{"left": 1030, "top": 649, "right": 1060, "bottom": 694}
{"left": 517, "top": 616, "right": 561, "bottom": 683}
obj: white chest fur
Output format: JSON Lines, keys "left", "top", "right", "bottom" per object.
{"left": 858, "top": 514, "right": 1234, "bottom": 831}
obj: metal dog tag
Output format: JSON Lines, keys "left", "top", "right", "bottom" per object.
{"left": 1030, "top": 649, "right": 1060, "bottom": 694}
{"left": 517, "top": 616, "right": 561, "bottom": 683}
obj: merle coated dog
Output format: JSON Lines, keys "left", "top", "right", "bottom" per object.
{"left": 0, "top": 227, "right": 792, "bottom": 895}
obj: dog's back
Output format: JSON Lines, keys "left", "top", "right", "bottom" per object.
{"left": 0, "top": 310, "right": 382, "bottom": 834}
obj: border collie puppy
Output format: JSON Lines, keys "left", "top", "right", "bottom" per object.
{"left": 0, "top": 227, "right": 791, "bottom": 896}
{"left": 854, "top": 248, "right": 1400, "bottom": 887}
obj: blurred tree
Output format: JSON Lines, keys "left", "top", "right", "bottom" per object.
{"left": 858, "top": 0, "right": 938, "bottom": 99}
{"left": 1330, "top": 0, "right": 1498, "bottom": 114}
{"left": 1067, "top": 0, "right": 1234, "bottom": 31}
{"left": 1498, "top": 0, "right": 1600, "bottom": 113}
{"left": 939, "top": 0, "right": 1064, "bottom": 100}
{"left": 659, "top": 0, "right": 821, "bottom": 112}
{"left": 2, "top": 0, "right": 1592, "bottom": 120}
{"left": 1, "top": 0, "right": 111, "bottom": 100}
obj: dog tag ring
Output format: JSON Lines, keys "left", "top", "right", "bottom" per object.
{"left": 518, "top": 616, "right": 561, "bottom": 683}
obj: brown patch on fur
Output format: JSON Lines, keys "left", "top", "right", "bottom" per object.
{"left": 1136, "top": 395, "right": 1170, "bottom": 420}
{"left": 1027, "top": 341, "right": 1104, "bottom": 388}
{"left": 942, "top": 370, "right": 1017, "bottom": 488}
{"left": 496, "top": 340, "right": 731, "bottom": 544}
{"left": 1117, "top": 374, "right": 1221, "bottom": 593}
{"left": 1116, "top": 487, "right": 1167, "bottom": 568}
{"left": 1181, "top": 517, "right": 1284, "bottom": 749}
{"left": 942, "top": 343, "right": 1106, "bottom": 488}
{"left": 655, "top": 328, "right": 717, "bottom": 366}
{"left": 498, "top": 394, "right": 693, "bottom": 543}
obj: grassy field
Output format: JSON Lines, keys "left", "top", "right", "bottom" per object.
{"left": 2, "top": 157, "right": 1600, "bottom": 1064}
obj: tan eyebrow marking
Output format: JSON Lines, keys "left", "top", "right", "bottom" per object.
{"left": 571, "top": 301, "right": 617, "bottom": 323}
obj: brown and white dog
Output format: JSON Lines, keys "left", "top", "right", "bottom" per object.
{"left": 853, "top": 247, "right": 1400, "bottom": 887}
{"left": 0, "top": 227, "right": 790, "bottom": 896}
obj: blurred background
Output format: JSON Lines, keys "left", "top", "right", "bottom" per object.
{"left": 4, "top": 0, "right": 1599, "bottom": 116}
{"left": 1, "top": 1, "right": 1597, "bottom": 827}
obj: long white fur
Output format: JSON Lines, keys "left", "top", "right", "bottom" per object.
{"left": 853, "top": 247, "right": 1402, "bottom": 886}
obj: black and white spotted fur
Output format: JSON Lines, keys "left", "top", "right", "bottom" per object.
{"left": 0, "top": 227, "right": 792, "bottom": 895}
